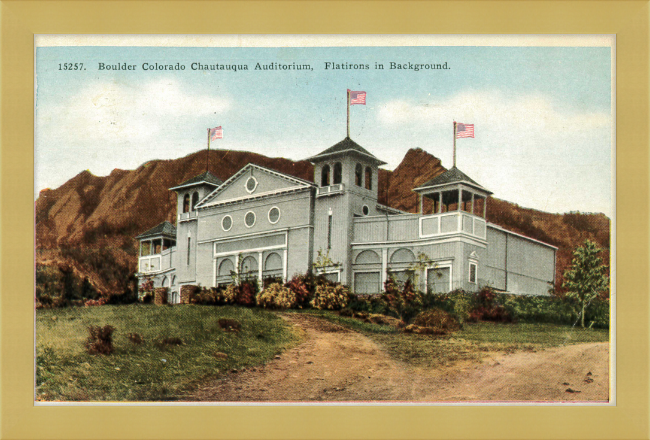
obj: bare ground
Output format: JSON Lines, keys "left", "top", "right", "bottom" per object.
{"left": 183, "top": 314, "right": 609, "bottom": 403}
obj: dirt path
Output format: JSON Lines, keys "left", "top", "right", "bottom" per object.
{"left": 184, "top": 314, "right": 609, "bottom": 402}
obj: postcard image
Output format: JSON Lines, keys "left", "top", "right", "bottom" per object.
{"left": 34, "top": 35, "right": 613, "bottom": 404}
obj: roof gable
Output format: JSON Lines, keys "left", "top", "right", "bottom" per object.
{"left": 169, "top": 171, "right": 223, "bottom": 191}
{"left": 196, "top": 163, "right": 315, "bottom": 208}
{"left": 308, "top": 137, "right": 387, "bottom": 165}
{"left": 415, "top": 166, "right": 491, "bottom": 194}
{"left": 135, "top": 221, "right": 177, "bottom": 240}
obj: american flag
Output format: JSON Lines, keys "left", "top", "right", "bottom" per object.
{"left": 210, "top": 126, "right": 223, "bottom": 141}
{"left": 348, "top": 90, "right": 367, "bottom": 105}
{"left": 456, "top": 123, "right": 474, "bottom": 138}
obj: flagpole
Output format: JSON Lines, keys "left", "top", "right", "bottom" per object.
{"left": 206, "top": 128, "right": 210, "bottom": 172}
{"left": 346, "top": 89, "right": 350, "bottom": 138}
{"left": 452, "top": 121, "right": 457, "bottom": 168}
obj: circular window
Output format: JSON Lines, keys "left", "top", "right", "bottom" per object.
{"left": 244, "top": 211, "right": 256, "bottom": 228}
{"left": 362, "top": 205, "right": 370, "bottom": 216}
{"left": 245, "top": 176, "right": 258, "bottom": 193}
{"left": 221, "top": 215, "right": 233, "bottom": 231}
{"left": 268, "top": 206, "right": 281, "bottom": 224}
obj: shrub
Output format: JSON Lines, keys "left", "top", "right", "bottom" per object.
{"left": 285, "top": 275, "right": 313, "bottom": 307}
{"left": 382, "top": 276, "right": 422, "bottom": 322}
{"left": 217, "top": 284, "right": 239, "bottom": 305}
{"left": 154, "top": 288, "right": 168, "bottom": 305}
{"left": 467, "top": 287, "right": 514, "bottom": 323}
{"left": 218, "top": 318, "right": 242, "bottom": 332}
{"left": 347, "top": 294, "right": 389, "bottom": 315}
{"left": 127, "top": 333, "right": 143, "bottom": 344}
{"left": 311, "top": 284, "right": 349, "bottom": 310}
{"left": 236, "top": 281, "right": 258, "bottom": 307}
{"left": 412, "top": 308, "right": 461, "bottom": 334}
{"left": 85, "top": 325, "right": 115, "bottom": 355}
{"left": 139, "top": 276, "right": 155, "bottom": 302}
{"left": 257, "top": 283, "right": 297, "bottom": 309}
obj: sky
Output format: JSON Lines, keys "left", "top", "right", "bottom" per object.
{"left": 35, "top": 40, "right": 613, "bottom": 217}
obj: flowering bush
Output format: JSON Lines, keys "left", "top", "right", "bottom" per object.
{"left": 138, "top": 276, "right": 155, "bottom": 302}
{"left": 236, "top": 281, "right": 258, "bottom": 307}
{"left": 382, "top": 276, "right": 423, "bottom": 322}
{"left": 256, "top": 283, "right": 297, "bottom": 309}
{"left": 218, "top": 284, "right": 239, "bottom": 304}
{"left": 84, "top": 297, "right": 108, "bottom": 307}
{"left": 285, "top": 275, "right": 313, "bottom": 307}
{"left": 311, "top": 284, "right": 349, "bottom": 310}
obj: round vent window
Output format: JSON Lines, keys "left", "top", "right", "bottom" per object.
{"left": 244, "top": 211, "right": 256, "bottom": 228}
{"left": 245, "top": 176, "right": 258, "bottom": 193}
{"left": 268, "top": 207, "right": 281, "bottom": 224}
{"left": 221, "top": 215, "right": 232, "bottom": 231}
{"left": 362, "top": 205, "right": 370, "bottom": 216}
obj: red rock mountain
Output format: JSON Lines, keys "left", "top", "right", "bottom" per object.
{"left": 35, "top": 148, "right": 610, "bottom": 295}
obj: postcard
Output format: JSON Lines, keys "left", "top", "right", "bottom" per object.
{"left": 34, "top": 34, "right": 614, "bottom": 405}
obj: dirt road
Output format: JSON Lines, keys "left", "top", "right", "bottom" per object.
{"left": 184, "top": 314, "right": 609, "bottom": 402}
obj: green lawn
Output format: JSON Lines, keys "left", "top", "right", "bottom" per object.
{"left": 296, "top": 310, "right": 610, "bottom": 369}
{"left": 36, "top": 304, "right": 300, "bottom": 401}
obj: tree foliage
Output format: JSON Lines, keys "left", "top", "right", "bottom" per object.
{"left": 562, "top": 240, "right": 609, "bottom": 327}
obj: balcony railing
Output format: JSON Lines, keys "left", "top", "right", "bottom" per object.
{"left": 352, "top": 211, "right": 487, "bottom": 244}
{"left": 178, "top": 210, "right": 198, "bottom": 222}
{"left": 316, "top": 183, "right": 345, "bottom": 198}
{"left": 419, "top": 212, "right": 486, "bottom": 239}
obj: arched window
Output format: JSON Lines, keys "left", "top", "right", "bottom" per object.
{"left": 183, "top": 194, "right": 190, "bottom": 213}
{"left": 321, "top": 165, "right": 331, "bottom": 187}
{"left": 191, "top": 192, "right": 199, "bottom": 211}
{"left": 365, "top": 167, "right": 372, "bottom": 190}
{"left": 355, "top": 163, "right": 363, "bottom": 186}
{"left": 333, "top": 162, "right": 342, "bottom": 184}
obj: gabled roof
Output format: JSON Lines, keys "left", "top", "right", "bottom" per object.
{"left": 414, "top": 166, "right": 492, "bottom": 194}
{"left": 308, "top": 137, "right": 387, "bottom": 165}
{"left": 196, "top": 163, "right": 316, "bottom": 209}
{"left": 169, "top": 171, "right": 223, "bottom": 191}
{"left": 135, "top": 221, "right": 177, "bottom": 240}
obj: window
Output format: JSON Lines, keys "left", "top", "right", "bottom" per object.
{"left": 354, "top": 272, "right": 381, "bottom": 294}
{"left": 327, "top": 213, "right": 333, "bottom": 249}
{"left": 321, "top": 165, "right": 331, "bottom": 187}
{"left": 469, "top": 262, "right": 477, "bottom": 284}
{"left": 183, "top": 194, "right": 190, "bottom": 213}
{"left": 365, "top": 166, "right": 372, "bottom": 190}
{"left": 355, "top": 163, "right": 363, "bottom": 186}
{"left": 245, "top": 176, "right": 258, "bottom": 193}
{"left": 333, "top": 162, "right": 342, "bottom": 184}
{"left": 187, "top": 237, "right": 191, "bottom": 265}
{"left": 362, "top": 205, "right": 369, "bottom": 216}
{"left": 268, "top": 206, "right": 280, "bottom": 224}
{"left": 221, "top": 215, "right": 233, "bottom": 231}
{"left": 191, "top": 192, "right": 199, "bottom": 211}
{"left": 244, "top": 211, "right": 256, "bottom": 228}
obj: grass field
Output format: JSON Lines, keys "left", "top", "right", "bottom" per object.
{"left": 36, "top": 305, "right": 609, "bottom": 401}
{"left": 36, "top": 305, "right": 300, "bottom": 401}
{"left": 297, "top": 309, "right": 610, "bottom": 369}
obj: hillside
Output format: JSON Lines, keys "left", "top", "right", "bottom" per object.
{"left": 35, "top": 147, "right": 610, "bottom": 296}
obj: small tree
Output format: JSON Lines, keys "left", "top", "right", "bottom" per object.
{"left": 562, "top": 240, "right": 609, "bottom": 328}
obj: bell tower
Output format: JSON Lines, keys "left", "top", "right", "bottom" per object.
{"left": 308, "top": 137, "right": 386, "bottom": 285}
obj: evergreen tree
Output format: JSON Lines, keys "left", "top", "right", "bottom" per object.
{"left": 562, "top": 240, "right": 609, "bottom": 327}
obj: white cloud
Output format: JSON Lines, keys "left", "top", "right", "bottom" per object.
{"left": 37, "top": 79, "right": 231, "bottom": 145}
{"left": 378, "top": 90, "right": 609, "bottom": 134}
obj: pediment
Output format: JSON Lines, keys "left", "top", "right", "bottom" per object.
{"left": 197, "top": 164, "right": 314, "bottom": 208}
